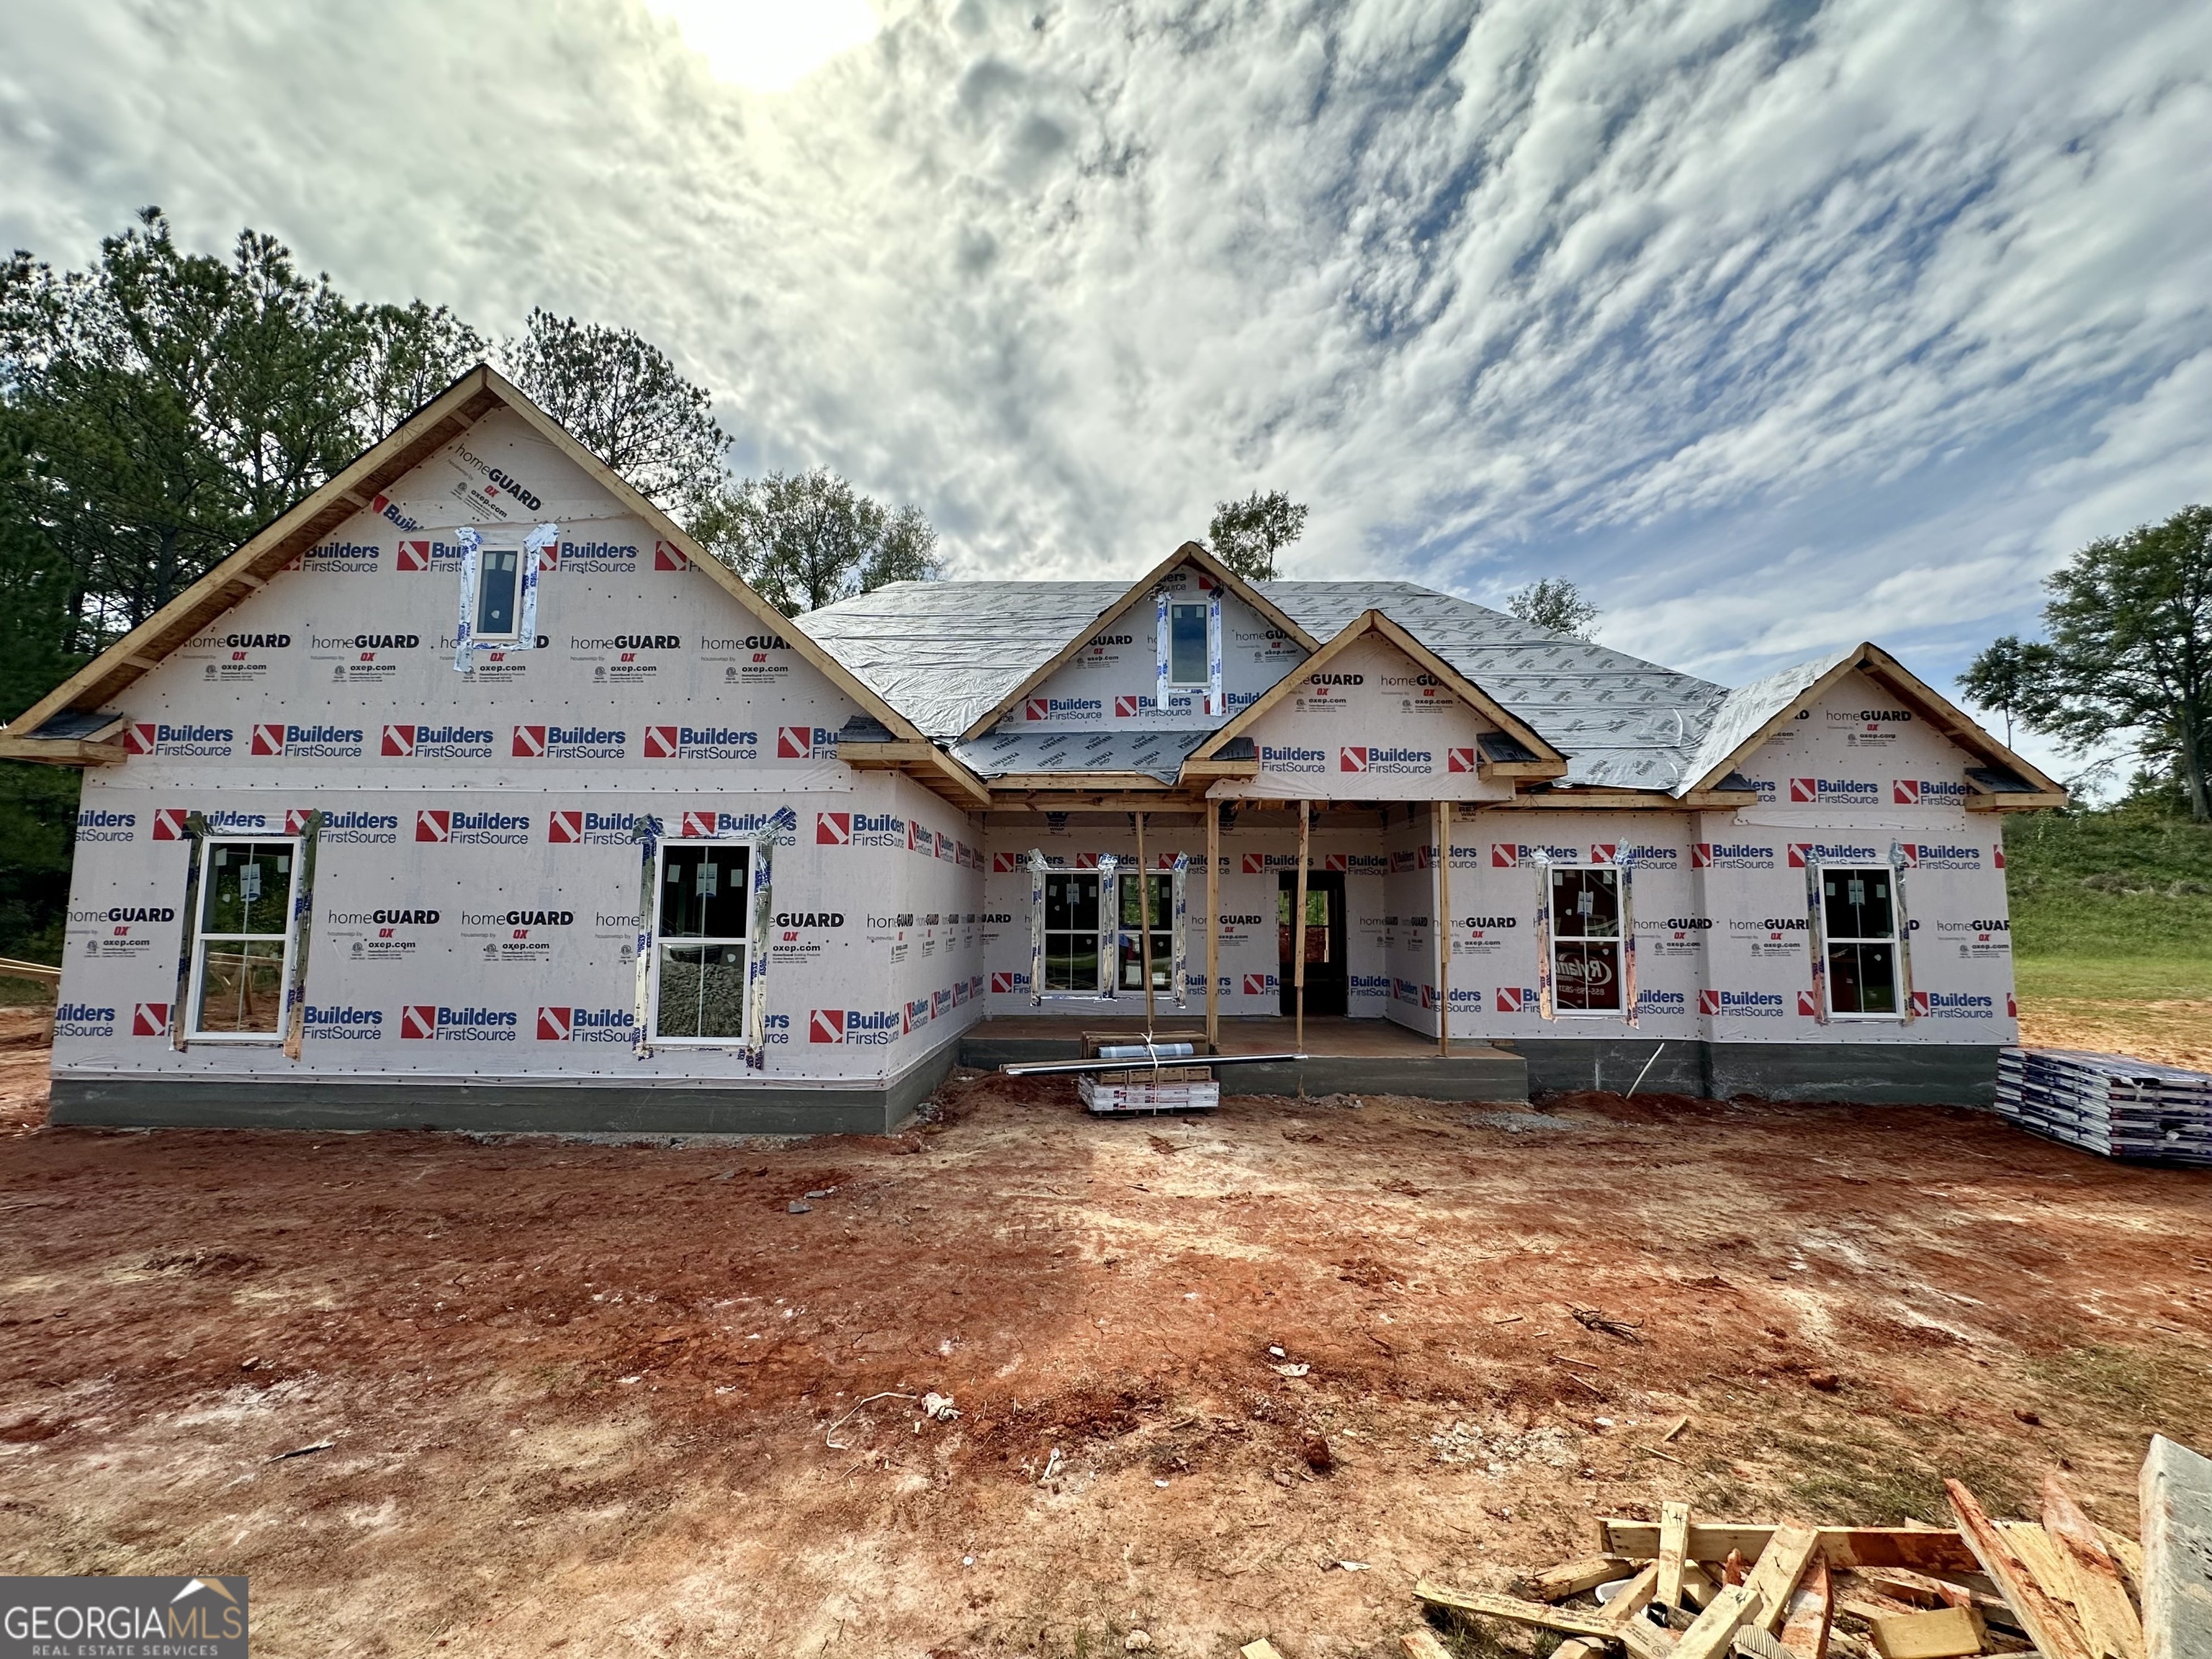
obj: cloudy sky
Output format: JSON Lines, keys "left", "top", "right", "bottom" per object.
{"left": 3, "top": 0, "right": 2208, "bottom": 772}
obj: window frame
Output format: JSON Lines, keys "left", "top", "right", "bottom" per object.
{"left": 1117, "top": 868, "right": 1178, "bottom": 992}
{"left": 1044, "top": 870, "right": 1106, "bottom": 995}
{"left": 469, "top": 541, "right": 526, "bottom": 644}
{"left": 645, "top": 835, "right": 755, "bottom": 1046}
{"left": 184, "top": 833, "right": 304, "bottom": 1043}
{"left": 1543, "top": 861, "right": 1629, "bottom": 1020}
{"left": 1166, "top": 600, "right": 1211, "bottom": 689}
{"left": 1815, "top": 861, "right": 1906, "bottom": 1022}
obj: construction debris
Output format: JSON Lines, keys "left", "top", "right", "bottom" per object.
{"left": 1572, "top": 1306, "right": 1647, "bottom": 1343}
{"left": 1996, "top": 1048, "right": 2212, "bottom": 1164}
{"left": 1408, "top": 1444, "right": 2196, "bottom": 1659}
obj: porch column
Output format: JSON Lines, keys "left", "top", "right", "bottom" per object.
{"left": 1205, "top": 804, "right": 1220, "bottom": 1049}
{"left": 1295, "top": 799, "right": 1310, "bottom": 1051}
{"left": 1433, "top": 799, "right": 1451, "bottom": 1056}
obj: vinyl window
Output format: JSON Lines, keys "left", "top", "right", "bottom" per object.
{"left": 1118, "top": 872, "right": 1175, "bottom": 991}
{"left": 1820, "top": 865, "right": 1901, "bottom": 1017}
{"left": 186, "top": 837, "right": 300, "bottom": 1040}
{"left": 1548, "top": 865, "right": 1624, "bottom": 1014}
{"left": 473, "top": 544, "right": 523, "bottom": 642}
{"left": 1168, "top": 601, "right": 1210, "bottom": 687}
{"left": 1043, "top": 872, "right": 1102, "bottom": 993}
{"left": 650, "top": 840, "right": 751, "bottom": 1041}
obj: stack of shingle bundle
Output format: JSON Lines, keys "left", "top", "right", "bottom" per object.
{"left": 1997, "top": 1047, "right": 2212, "bottom": 1164}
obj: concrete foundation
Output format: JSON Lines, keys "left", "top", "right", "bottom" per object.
{"left": 1503, "top": 1038, "right": 2002, "bottom": 1106}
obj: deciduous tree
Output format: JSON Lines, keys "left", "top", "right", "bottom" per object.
{"left": 697, "top": 467, "right": 940, "bottom": 613}
{"left": 1506, "top": 577, "right": 1599, "bottom": 638}
{"left": 1207, "top": 490, "right": 1306, "bottom": 581}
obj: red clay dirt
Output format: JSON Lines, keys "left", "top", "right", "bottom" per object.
{"left": 1, "top": 1043, "right": 2208, "bottom": 1657}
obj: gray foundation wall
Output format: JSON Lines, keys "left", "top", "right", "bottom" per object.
{"left": 1506, "top": 1038, "right": 2002, "bottom": 1106}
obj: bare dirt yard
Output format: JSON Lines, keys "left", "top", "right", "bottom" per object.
{"left": 2, "top": 1028, "right": 2208, "bottom": 1658}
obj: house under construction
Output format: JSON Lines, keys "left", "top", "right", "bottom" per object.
{"left": 0, "top": 368, "right": 2064, "bottom": 1131}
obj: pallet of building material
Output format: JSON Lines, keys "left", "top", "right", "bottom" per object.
{"left": 1078, "top": 1066, "right": 1219, "bottom": 1115}
{"left": 1996, "top": 1048, "right": 2212, "bottom": 1165}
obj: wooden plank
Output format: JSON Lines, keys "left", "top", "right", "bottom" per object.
{"left": 1241, "top": 1642, "right": 1285, "bottom": 1659}
{"left": 1603, "top": 1564, "right": 1663, "bottom": 1629}
{"left": 2095, "top": 1527, "right": 2142, "bottom": 1596}
{"left": 2137, "top": 1434, "right": 2212, "bottom": 1659}
{"left": 1398, "top": 1633, "right": 1455, "bottom": 1659}
{"left": 1845, "top": 1567, "right": 2011, "bottom": 1620}
{"left": 1601, "top": 1524, "right": 1982, "bottom": 1578}
{"left": 1945, "top": 1479, "right": 2094, "bottom": 1659}
{"left": 1532, "top": 1555, "right": 1637, "bottom": 1602}
{"left": 2041, "top": 1475, "right": 2146, "bottom": 1659}
{"left": 1866, "top": 1607, "right": 1984, "bottom": 1659}
{"left": 1779, "top": 1559, "right": 1833, "bottom": 1659}
{"left": 1660, "top": 1502, "right": 1694, "bottom": 1612}
{"left": 1670, "top": 1583, "right": 1759, "bottom": 1659}
{"left": 1412, "top": 1581, "right": 1671, "bottom": 1659}
{"left": 1740, "top": 1526, "right": 1822, "bottom": 1634}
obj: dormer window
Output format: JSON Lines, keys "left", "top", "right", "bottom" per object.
{"left": 452, "top": 522, "right": 557, "bottom": 672}
{"left": 474, "top": 545, "right": 522, "bottom": 642}
{"left": 1168, "top": 601, "right": 1210, "bottom": 687}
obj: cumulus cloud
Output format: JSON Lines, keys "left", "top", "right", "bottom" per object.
{"left": 1, "top": 0, "right": 2208, "bottom": 701}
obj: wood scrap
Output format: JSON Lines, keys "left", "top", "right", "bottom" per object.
{"left": 2092, "top": 1526, "right": 2141, "bottom": 1596}
{"left": 1660, "top": 1501, "right": 1694, "bottom": 1613}
{"left": 1945, "top": 1478, "right": 2095, "bottom": 1659}
{"left": 1241, "top": 1642, "right": 1285, "bottom": 1659}
{"left": 1674, "top": 1583, "right": 1764, "bottom": 1659}
{"left": 1662, "top": 1414, "right": 1690, "bottom": 1442}
{"left": 1845, "top": 1566, "right": 2013, "bottom": 1621}
{"left": 1741, "top": 1525, "right": 1823, "bottom": 1632}
{"left": 2040, "top": 1474, "right": 2145, "bottom": 1659}
{"left": 1601, "top": 1563, "right": 1664, "bottom": 1629}
{"left": 1412, "top": 1580, "right": 1672, "bottom": 1659}
{"left": 1573, "top": 1306, "right": 1646, "bottom": 1343}
{"left": 1865, "top": 1607, "right": 1984, "bottom": 1659}
{"left": 1600, "top": 1522, "right": 1984, "bottom": 1579}
{"left": 1532, "top": 1554, "right": 1636, "bottom": 1602}
{"left": 1398, "top": 1632, "right": 1454, "bottom": 1659}
{"left": 1779, "top": 1558, "right": 1834, "bottom": 1659}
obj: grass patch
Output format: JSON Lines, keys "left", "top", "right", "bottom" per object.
{"left": 2006, "top": 811, "right": 2212, "bottom": 960}
{"left": 2023, "top": 1344, "right": 2212, "bottom": 1442}
{"left": 2013, "top": 958, "right": 2212, "bottom": 1001}
{"left": 1768, "top": 1427, "right": 2025, "bottom": 1524}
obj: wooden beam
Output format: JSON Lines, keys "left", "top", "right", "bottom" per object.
{"left": 1599, "top": 1523, "right": 1983, "bottom": 1578}
{"left": 2139, "top": 1434, "right": 2212, "bottom": 1659}
{"left": 1945, "top": 1479, "right": 2093, "bottom": 1659}
{"left": 1742, "top": 1525, "right": 1822, "bottom": 1632}
{"left": 1136, "top": 811, "right": 1154, "bottom": 1027}
{"left": 1779, "top": 1558, "right": 1833, "bottom": 1659}
{"left": 1434, "top": 799, "right": 1451, "bottom": 1056}
{"left": 1658, "top": 1501, "right": 1693, "bottom": 1614}
{"left": 1529, "top": 1555, "right": 1635, "bottom": 1603}
{"left": 2040, "top": 1474, "right": 2144, "bottom": 1659}
{"left": 1205, "top": 804, "right": 1220, "bottom": 1050}
{"left": 1412, "top": 1581, "right": 1671, "bottom": 1659}
{"left": 0, "top": 737, "right": 128, "bottom": 768}
{"left": 1294, "top": 799, "right": 1310, "bottom": 1053}
{"left": 1866, "top": 1607, "right": 1983, "bottom": 1659}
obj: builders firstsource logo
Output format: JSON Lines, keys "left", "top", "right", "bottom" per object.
{"left": 1592, "top": 842, "right": 1681, "bottom": 868}
{"left": 1493, "top": 986, "right": 1537, "bottom": 1012}
{"left": 1259, "top": 745, "right": 1325, "bottom": 774}
{"left": 246, "top": 722, "right": 365, "bottom": 759}
{"left": 1691, "top": 842, "right": 1775, "bottom": 870}
{"left": 1899, "top": 842, "right": 1983, "bottom": 871}
{"left": 122, "top": 722, "right": 234, "bottom": 757}
{"left": 1698, "top": 989, "right": 1788, "bottom": 1017}
{"left": 557, "top": 537, "right": 641, "bottom": 572}
{"left": 1786, "top": 840, "right": 1881, "bottom": 868}
{"left": 1912, "top": 990, "right": 1997, "bottom": 1020}
{"left": 776, "top": 726, "right": 837, "bottom": 760}
{"left": 1023, "top": 697, "right": 1103, "bottom": 724}
{"left": 1339, "top": 745, "right": 1432, "bottom": 775}
{"left": 304, "top": 1005, "right": 384, "bottom": 1041}
{"left": 644, "top": 725, "right": 760, "bottom": 761}
{"left": 1893, "top": 778, "right": 1972, "bottom": 805}
{"left": 415, "top": 809, "right": 531, "bottom": 845}
{"left": 1491, "top": 842, "right": 1580, "bottom": 867}
{"left": 53, "top": 1002, "right": 119, "bottom": 1038}
{"left": 512, "top": 724, "right": 626, "bottom": 760}
{"left": 1788, "top": 776, "right": 1879, "bottom": 804}
{"left": 400, "top": 1004, "right": 519, "bottom": 1041}
{"left": 536, "top": 1006, "right": 636, "bottom": 1043}
{"left": 809, "top": 1008, "right": 901, "bottom": 1045}
{"left": 383, "top": 723, "right": 495, "bottom": 760}
{"left": 395, "top": 536, "right": 467, "bottom": 571}
{"left": 293, "top": 536, "right": 381, "bottom": 572}
{"left": 74, "top": 809, "right": 137, "bottom": 843}
{"left": 548, "top": 809, "right": 637, "bottom": 845}
{"left": 817, "top": 811, "right": 906, "bottom": 848}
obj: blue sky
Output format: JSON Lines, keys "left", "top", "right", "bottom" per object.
{"left": 3, "top": 0, "right": 2208, "bottom": 786}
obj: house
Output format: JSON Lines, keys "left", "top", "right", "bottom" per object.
{"left": 0, "top": 368, "right": 2064, "bottom": 1133}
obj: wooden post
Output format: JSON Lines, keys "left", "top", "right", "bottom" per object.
{"left": 1434, "top": 799, "right": 1451, "bottom": 1056}
{"left": 1205, "top": 804, "right": 1220, "bottom": 1050}
{"left": 1295, "top": 799, "right": 1310, "bottom": 1051}
{"left": 1136, "top": 811, "right": 1154, "bottom": 1027}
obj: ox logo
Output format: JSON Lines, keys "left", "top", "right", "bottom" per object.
{"left": 644, "top": 726, "right": 680, "bottom": 759}
{"left": 250, "top": 724, "right": 287, "bottom": 756}
{"left": 1339, "top": 747, "right": 1368, "bottom": 772}
{"left": 1789, "top": 777, "right": 1818, "bottom": 803}
{"left": 1114, "top": 695, "right": 1141, "bottom": 718}
{"left": 809, "top": 1010, "right": 848, "bottom": 1043}
{"left": 1242, "top": 852, "right": 1266, "bottom": 873}
{"left": 416, "top": 811, "right": 451, "bottom": 842}
{"left": 152, "top": 808, "right": 189, "bottom": 841}
{"left": 400, "top": 1005, "right": 439, "bottom": 1039}
{"left": 1447, "top": 747, "right": 1476, "bottom": 773}
{"left": 383, "top": 724, "right": 415, "bottom": 757}
{"left": 653, "top": 540, "right": 688, "bottom": 571}
{"left": 1025, "top": 698, "right": 1050, "bottom": 721}
{"left": 1243, "top": 974, "right": 1272, "bottom": 995}
{"left": 1798, "top": 990, "right": 1820, "bottom": 1016}
{"left": 132, "top": 1002, "right": 170, "bottom": 1037}
{"left": 513, "top": 725, "right": 548, "bottom": 758}
{"left": 817, "top": 812, "right": 851, "bottom": 845}
{"left": 990, "top": 972, "right": 1017, "bottom": 994}
{"left": 549, "top": 811, "right": 582, "bottom": 844}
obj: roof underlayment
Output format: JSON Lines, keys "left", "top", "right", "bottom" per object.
{"left": 799, "top": 578, "right": 1736, "bottom": 792}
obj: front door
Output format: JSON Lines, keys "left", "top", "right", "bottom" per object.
{"left": 1278, "top": 871, "right": 1347, "bottom": 1017}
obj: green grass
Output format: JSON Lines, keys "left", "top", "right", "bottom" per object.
{"left": 2005, "top": 809, "right": 2212, "bottom": 971}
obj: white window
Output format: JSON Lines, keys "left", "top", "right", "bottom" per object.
{"left": 1548, "top": 865, "right": 1624, "bottom": 1014}
{"left": 649, "top": 840, "right": 752, "bottom": 1041}
{"left": 472, "top": 544, "right": 523, "bottom": 643}
{"left": 1043, "top": 871, "right": 1103, "bottom": 993}
{"left": 1167, "top": 601, "right": 1210, "bottom": 687}
{"left": 1118, "top": 871, "right": 1174, "bottom": 991}
{"left": 187, "top": 837, "right": 300, "bottom": 1040}
{"left": 1819, "top": 865, "right": 1902, "bottom": 1018}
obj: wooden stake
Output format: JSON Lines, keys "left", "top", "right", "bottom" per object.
{"left": 1659, "top": 1501, "right": 1693, "bottom": 1613}
{"left": 2040, "top": 1472, "right": 2144, "bottom": 1659}
{"left": 1136, "top": 811, "right": 1154, "bottom": 1026}
{"left": 1295, "top": 799, "right": 1310, "bottom": 1052}
{"left": 1205, "top": 803, "right": 1220, "bottom": 1050}
{"left": 1433, "top": 799, "right": 1451, "bottom": 1055}
{"left": 1944, "top": 1478, "right": 2093, "bottom": 1659}
{"left": 1778, "top": 1557, "right": 1834, "bottom": 1659}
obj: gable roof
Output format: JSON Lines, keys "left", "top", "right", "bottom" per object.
{"left": 0, "top": 367, "right": 970, "bottom": 792}
{"left": 1187, "top": 608, "right": 1565, "bottom": 775}
{"left": 1673, "top": 640, "right": 2066, "bottom": 806}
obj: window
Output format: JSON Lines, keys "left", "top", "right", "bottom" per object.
{"left": 188, "top": 838, "right": 300, "bottom": 1039}
{"left": 1549, "top": 866, "right": 1622, "bottom": 1013}
{"left": 1277, "top": 885, "right": 1331, "bottom": 967}
{"left": 1168, "top": 601, "right": 1210, "bottom": 687}
{"left": 1043, "top": 872, "right": 1102, "bottom": 993}
{"left": 474, "top": 545, "right": 522, "bottom": 642}
{"left": 652, "top": 841, "right": 751, "bottom": 1041}
{"left": 1820, "top": 866, "right": 1900, "bottom": 1017}
{"left": 1118, "top": 873, "right": 1174, "bottom": 990}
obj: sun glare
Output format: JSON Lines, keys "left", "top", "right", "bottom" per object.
{"left": 642, "top": 0, "right": 881, "bottom": 92}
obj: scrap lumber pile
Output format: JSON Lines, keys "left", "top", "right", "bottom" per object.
{"left": 1403, "top": 1442, "right": 2212, "bottom": 1659}
{"left": 1996, "top": 1047, "right": 2212, "bottom": 1166}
